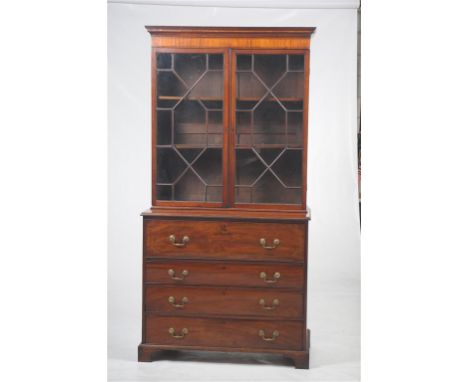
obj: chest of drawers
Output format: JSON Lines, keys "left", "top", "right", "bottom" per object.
{"left": 138, "top": 26, "right": 314, "bottom": 368}
{"left": 139, "top": 213, "right": 310, "bottom": 368}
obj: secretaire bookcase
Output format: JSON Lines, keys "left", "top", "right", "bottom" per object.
{"left": 138, "top": 26, "right": 315, "bottom": 369}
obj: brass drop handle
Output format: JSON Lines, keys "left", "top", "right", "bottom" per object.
{"left": 169, "top": 234, "right": 190, "bottom": 247}
{"left": 258, "top": 329, "right": 279, "bottom": 342}
{"left": 259, "top": 298, "right": 280, "bottom": 310}
{"left": 168, "top": 296, "right": 188, "bottom": 308}
{"left": 259, "top": 238, "right": 280, "bottom": 250}
{"left": 259, "top": 271, "right": 281, "bottom": 284}
{"left": 168, "top": 327, "right": 188, "bottom": 339}
{"left": 168, "top": 269, "right": 189, "bottom": 280}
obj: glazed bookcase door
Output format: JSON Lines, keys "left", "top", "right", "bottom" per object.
{"left": 154, "top": 50, "right": 227, "bottom": 205}
{"left": 232, "top": 52, "right": 307, "bottom": 207}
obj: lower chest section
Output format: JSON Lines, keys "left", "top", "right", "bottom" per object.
{"left": 141, "top": 218, "right": 308, "bottom": 352}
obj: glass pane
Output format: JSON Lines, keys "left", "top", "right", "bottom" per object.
{"left": 251, "top": 172, "right": 284, "bottom": 203}
{"left": 157, "top": 72, "right": 186, "bottom": 100}
{"left": 236, "top": 111, "right": 251, "bottom": 145}
{"left": 234, "top": 53, "right": 304, "bottom": 205}
{"left": 206, "top": 186, "right": 222, "bottom": 202}
{"left": 189, "top": 71, "right": 223, "bottom": 100}
{"left": 254, "top": 55, "right": 286, "bottom": 87}
{"left": 273, "top": 72, "right": 304, "bottom": 100}
{"left": 237, "top": 54, "right": 252, "bottom": 71}
{"left": 208, "top": 54, "right": 223, "bottom": 70}
{"left": 178, "top": 148, "right": 203, "bottom": 163}
{"left": 208, "top": 111, "right": 222, "bottom": 133}
{"left": 287, "top": 112, "right": 303, "bottom": 145}
{"left": 237, "top": 72, "right": 266, "bottom": 100}
{"left": 157, "top": 53, "right": 171, "bottom": 69}
{"left": 174, "top": 54, "right": 206, "bottom": 87}
{"left": 235, "top": 149, "right": 266, "bottom": 186}
{"left": 156, "top": 110, "right": 172, "bottom": 145}
{"left": 253, "top": 100, "right": 286, "bottom": 145}
{"left": 255, "top": 148, "right": 283, "bottom": 165}
{"left": 155, "top": 52, "right": 224, "bottom": 203}
{"left": 252, "top": 172, "right": 301, "bottom": 204}
{"left": 174, "top": 170, "right": 205, "bottom": 201}
{"left": 193, "top": 148, "right": 223, "bottom": 186}
{"left": 174, "top": 100, "right": 206, "bottom": 145}
{"left": 288, "top": 55, "right": 304, "bottom": 71}
{"left": 235, "top": 187, "right": 252, "bottom": 203}
{"left": 156, "top": 148, "right": 186, "bottom": 183}
{"left": 207, "top": 111, "right": 223, "bottom": 146}
{"left": 201, "top": 100, "right": 222, "bottom": 110}
{"left": 156, "top": 184, "right": 172, "bottom": 200}
{"left": 271, "top": 149, "right": 303, "bottom": 187}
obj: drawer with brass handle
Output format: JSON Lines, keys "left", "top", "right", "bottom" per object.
{"left": 145, "top": 261, "right": 304, "bottom": 289}
{"left": 145, "top": 314, "right": 304, "bottom": 350}
{"left": 168, "top": 234, "right": 190, "bottom": 247}
{"left": 259, "top": 271, "right": 281, "bottom": 284}
{"left": 145, "top": 285, "right": 303, "bottom": 318}
{"left": 167, "top": 296, "right": 188, "bottom": 308}
{"left": 258, "top": 329, "right": 280, "bottom": 341}
{"left": 168, "top": 327, "right": 188, "bottom": 338}
{"left": 167, "top": 268, "right": 189, "bottom": 281}
{"left": 259, "top": 238, "right": 280, "bottom": 250}
{"left": 259, "top": 298, "right": 280, "bottom": 310}
{"left": 144, "top": 220, "right": 305, "bottom": 262}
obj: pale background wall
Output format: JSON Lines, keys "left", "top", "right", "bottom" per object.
{"left": 108, "top": 2, "right": 360, "bottom": 380}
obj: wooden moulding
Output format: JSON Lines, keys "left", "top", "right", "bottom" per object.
{"left": 141, "top": 207, "right": 311, "bottom": 222}
{"left": 146, "top": 26, "right": 315, "bottom": 49}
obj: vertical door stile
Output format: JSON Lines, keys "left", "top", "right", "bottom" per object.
{"left": 223, "top": 48, "right": 231, "bottom": 207}
{"left": 228, "top": 48, "right": 236, "bottom": 208}
{"left": 302, "top": 50, "right": 310, "bottom": 210}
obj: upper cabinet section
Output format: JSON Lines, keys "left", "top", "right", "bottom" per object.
{"left": 147, "top": 27, "right": 314, "bottom": 210}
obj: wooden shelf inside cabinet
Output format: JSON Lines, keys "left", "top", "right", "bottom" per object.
{"left": 157, "top": 96, "right": 303, "bottom": 103}
{"left": 235, "top": 144, "right": 303, "bottom": 149}
{"left": 157, "top": 144, "right": 223, "bottom": 149}
{"left": 237, "top": 98, "right": 303, "bottom": 102}
{"left": 158, "top": 96, "right": 223, "bottom": 101}
{"left": 142, "top": 26, "right": 314, "bottom": 370}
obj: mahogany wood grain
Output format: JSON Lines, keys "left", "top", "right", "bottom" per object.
{"left": 145, "top": 315, "right": 303, "bottom": 350}
{"left": 150, "top": 36, "right": 311, "bottom": 50}
{"left": 145, "top": 285, "right": 303, "bottom": 319}
{"left": 144, "top": 219, "right": 305, "bottom": 262}
{"left": 145, "top": 261, "right": 304, "bottom": 289}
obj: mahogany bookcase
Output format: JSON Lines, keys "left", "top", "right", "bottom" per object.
{"left": 138, "top": 26, "right": 315, "bottom": 369}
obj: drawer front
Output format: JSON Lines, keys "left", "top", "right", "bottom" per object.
{"left": 144, "top": 219, "right": 305, "bottom": 262}
{"left": 145, "top": 261, "right": 304, "bottom": 290}
{"left": 145, "top": 315, "right": 303, "bottom": 350}
{"left": 145, "top": 285, "right": 303, "bottom": 319}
